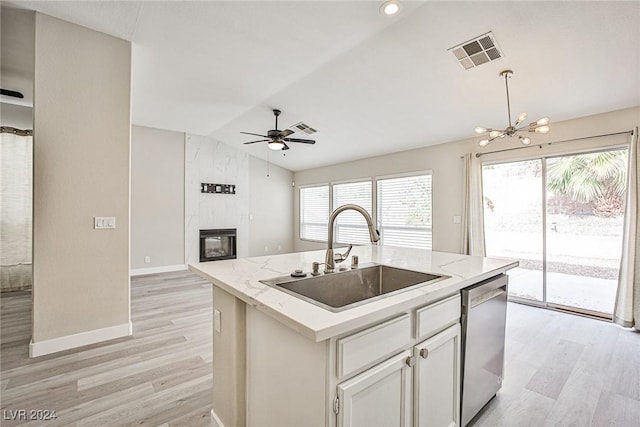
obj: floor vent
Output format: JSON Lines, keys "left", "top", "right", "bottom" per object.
{"left": 290, "top": 122, "right": 317, "bottom": 135}
{"left": 449, "top": 31, "right": 503, "bottom": 70}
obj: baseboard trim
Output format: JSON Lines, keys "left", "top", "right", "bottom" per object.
{"left": 130, "top": 264, "right": 187, "bottom": 276}
{"left": 29, "top": 322, "right": 132, "bottom": 358}
{"left": 211, "top": 409, "right": 225, "bottom": 427}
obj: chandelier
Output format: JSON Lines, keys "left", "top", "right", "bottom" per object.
{"left": 474, "top": 70, "right": 550, "bottom": 147}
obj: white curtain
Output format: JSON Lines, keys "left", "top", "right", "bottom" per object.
{"left": 0, "top": 132, "right": 33, "bottom": 291}
{"left": 461, "top": 153, "right": 486, "bottom": 256}
{"left": 614, "top": 127, "right": 639, "bottom": 329}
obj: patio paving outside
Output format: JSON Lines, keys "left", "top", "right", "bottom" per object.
{"left": 506, "top": 266, "right": 617, "bottom": 315}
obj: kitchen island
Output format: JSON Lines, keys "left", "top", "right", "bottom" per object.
{"left": 190, "top": 245, "right": 518, "bottom": 427}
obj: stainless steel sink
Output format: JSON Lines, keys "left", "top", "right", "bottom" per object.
{"left": 260, "top": 264, "right": 448, "bottom": 312}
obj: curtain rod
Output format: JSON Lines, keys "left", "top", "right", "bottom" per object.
{"left": 475, "top": 129, "right": 633, "bottom": 158}
{"left": 1, "top": 126, "right": 32, "bottom": 136}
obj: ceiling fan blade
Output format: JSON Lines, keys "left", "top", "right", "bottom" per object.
{"left": 283, "top": 138, "right": 315, "bottom": 144}
{"left": 243, "top": 139, "right": 270, "bottom": 144}
{"left": 240, "top": 131, "right": 269, "bottom": 138}
{"left": 282, "top": 143, "right": 290, "bottom": 150}
{"left": 278, "top": 129, "right": 294, "bottom": 138}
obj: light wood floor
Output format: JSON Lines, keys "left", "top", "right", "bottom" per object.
{"left": 2, "top": 271, "right": 639, "bottom": 426}
{"left": 1, "top": 271, "right": 213, "bottom": 426}
{"left": 470, "top": 302, "right": 640, "bottom": 427}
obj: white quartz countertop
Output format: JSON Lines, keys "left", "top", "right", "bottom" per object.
{"left": 189, "top": 245, "right": 518, "bottom": 342}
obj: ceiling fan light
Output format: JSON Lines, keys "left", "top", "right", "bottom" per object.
{"left": 474, "top": 126, "right": 488, "bottom": 134}
{"left": 519, "top": 136, "right": 531, "bottom": 145}
{"left": 478, "top": 139, "right": 491, "bottom": 147}
{"left": 489, "top": 130, "right": 503, "bottom": 138}
{"left": 380, "top": 0, "right": 400, "bottom": 15}
{"left": 268, "top": 141, "right": 284, "bottom": 150}
{"left": 534, "top": 125, "right": 550, "bottom": 134}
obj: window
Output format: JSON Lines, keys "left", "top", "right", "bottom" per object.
{"left": 332, "top": 181, "right": 372, "bottom": 245}
{"left": 377, "top": 174, "right": 432, "bottom": 249}
{"left": 300, "top": 185, "right": 329, "bottom": 241}
{"left": 299, "top": 172, "right": 432, "bottom": 249}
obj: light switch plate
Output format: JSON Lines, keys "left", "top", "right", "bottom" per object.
{"left": 453, "top": 215, "right": 462, "bottom": 224}
{"left": 94, "top": 216, "right": 116, "bottom": 229}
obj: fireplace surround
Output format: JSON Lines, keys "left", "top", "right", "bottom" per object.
{"left": 200, "top": 229, "right": 237, "bottom": 262}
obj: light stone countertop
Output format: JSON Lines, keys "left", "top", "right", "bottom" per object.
{"left": 189, "top": 245, "right": 518, "bottom": 342}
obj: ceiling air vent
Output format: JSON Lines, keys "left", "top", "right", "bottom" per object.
{"left": 448, "top": 31, "right": 503, "bottom": 70}
{"left": 290, "top": 122, "right": 317, "bottom": 135}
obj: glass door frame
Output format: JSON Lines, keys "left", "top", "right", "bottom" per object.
{"left": 481, "top": 144, "right": 628, "bottom": 320}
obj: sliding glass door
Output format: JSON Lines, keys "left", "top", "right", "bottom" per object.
{"left": 482, "top": 148, "right": 628, "bottom": 317}
{"left": 483, "top": 160, "right": 544, "bottom": 302}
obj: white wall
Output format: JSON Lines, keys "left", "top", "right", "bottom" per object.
{"left": 248, "top": 155, "right": 294, "bottom": 256}
{"left": 32, "top": 13, "right": 131, "bottom": 354}
{"left": 131, "top": 125, "right": 185, "bottom": 271}
{"left": 293, "top": 107, "right": 640, "bottom": 254}
{"left": 0, "top": 103, "right": 32, "bottom": 129}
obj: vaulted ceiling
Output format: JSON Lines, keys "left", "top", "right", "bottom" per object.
{"left": 3, "top": 1, "right": 639, "bottom": 171}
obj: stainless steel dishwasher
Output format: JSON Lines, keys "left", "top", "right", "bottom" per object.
{"left": 460, "top": 273, "right": 508, "bottom": 426}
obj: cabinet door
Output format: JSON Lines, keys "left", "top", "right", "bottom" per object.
{"left": 414, "top": 324, "right": 461, "bottom": 427}
{"left": 337, "top": 350, "right": 412, "bottom": 427}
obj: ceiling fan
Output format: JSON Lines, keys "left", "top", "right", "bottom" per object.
{"left": 241, "top": 109, "right": 316, "bottom": 151}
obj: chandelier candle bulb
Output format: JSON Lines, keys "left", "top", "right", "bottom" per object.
{"left": 515, "top": 112, "right": 528, "bottom": 124}
{"left": 534, "top": 125, "right": 550, "bottom": 134}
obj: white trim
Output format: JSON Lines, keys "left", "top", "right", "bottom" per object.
{"left": 210, "top": 409, "right": 225, "bottom": 427}
{"left": 130, "top": 264, "right": 187, "bottom": 276}
{"left": 29, "top": 322, "right": 132, "bottom": 358}
{"left": 374, "top": 169, "right": 432, "bottom": 181}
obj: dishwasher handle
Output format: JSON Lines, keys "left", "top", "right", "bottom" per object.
{"left": 463, "top": 273, "right": 508, "bottom": 308}
{"left": 470, "top": 286, "right": 506, "bottom": 308}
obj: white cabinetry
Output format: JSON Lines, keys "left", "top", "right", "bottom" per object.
{"left": 214, "top": 286, "right": 464, "bottom": 427}
{"left": 414, "top": 324, "right": 461, "bottom": 427}
{"left": 337, "top": 350, "right": 412, "bottom": 427}
{"left": 334, "top": 293, "right": 461, "bottom": 427}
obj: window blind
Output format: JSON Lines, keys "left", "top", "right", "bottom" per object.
{"left": 333, "top": 181, "right": 372, "bottom": 245}
{"left": 377, "top": 174, "right": 432, "bottom": 249}
{"left": 300, "top": 185, "right": 329, "bottom": 241}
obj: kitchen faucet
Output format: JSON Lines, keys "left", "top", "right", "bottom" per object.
{"left": 324, "top": 204, "right": 380, "bottom": 274}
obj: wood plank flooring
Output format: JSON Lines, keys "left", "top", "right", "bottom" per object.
{"left": 1, "top": 271, "right": 213, "bottom": 426}
{"left": 469, "top": 302, "right": 640, "bottom": 427}
{"left": 2, "top": 271, "right": 639, "bottom": 426}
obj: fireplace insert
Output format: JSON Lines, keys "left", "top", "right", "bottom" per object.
{"left": 199, "top": 229, "right": 237, "bottom": 262}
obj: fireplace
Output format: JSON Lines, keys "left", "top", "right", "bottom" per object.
{"left": 200, "top": 229, "right": 237, "bottom": 262}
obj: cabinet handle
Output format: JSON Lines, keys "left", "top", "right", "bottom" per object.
{"left": 420, "top": 348, "right": 429, "bottom": 359}
{"left": 405, "top": 356, "right": 416, "bottom": 367}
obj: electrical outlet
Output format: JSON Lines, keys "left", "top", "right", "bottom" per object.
{"left": 264, "top": 246, "right": 269, "bottom": 252}
{"left": 144, "top": 256, "right": 151, "bottom": 264}
{"left": 214, "top": 310, "right": 221, "bottom": 333}
{"left": 277, "top": 245, "right": 282, "bottom": 251}
{"left": 453, "top": 215, "right": 462, "bottom": 224}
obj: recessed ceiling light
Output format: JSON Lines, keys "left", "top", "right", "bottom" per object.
{"left": 380, "top": 0, "right": 400, "bottom": 16}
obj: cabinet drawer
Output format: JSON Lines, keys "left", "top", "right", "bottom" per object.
{"left": 415, "top": 294, "right": 461, "bottom": 340}
{"left": 337, "top": 314, "right": 411, "bottom": 379}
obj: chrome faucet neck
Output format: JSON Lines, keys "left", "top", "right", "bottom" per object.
{"left": 324, "top": 204, "right": 379, "bottom": 274}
